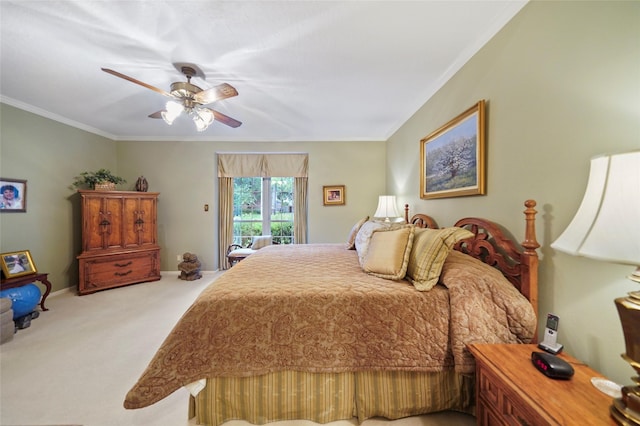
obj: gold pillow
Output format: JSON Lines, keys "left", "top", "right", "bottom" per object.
{"left": 346, "top": 216, "right": 369, "bottom": 250}
{"left": 355, "top": 220, "right": 391, "bottom": 265}
{"left": 362, "top": 225, "right": 415, "bottom": 280}
{"left": 406, "top": 227, "right": 474, "bottom": 291}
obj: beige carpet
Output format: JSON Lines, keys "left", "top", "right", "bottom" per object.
{"left": 0, "top": 272, "right": 475, "bottom": 426}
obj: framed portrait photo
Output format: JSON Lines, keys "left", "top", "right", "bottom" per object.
{"left": 0, "top": 178, "right": 27, "bottom": 212}
{"left": 1, "top": 250, "right": 37, "bottom": 279}
{"left": 323, "top": 185, "right": 345, "bottom": 206}
{"left": 420, "top": 100, "right": 486, "bottom": 199}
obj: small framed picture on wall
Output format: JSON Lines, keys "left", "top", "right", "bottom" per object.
{"left": 0, "top": 178, "right": 27, "bottom": 212}
{"left": 323, "top": 185, "right": 345, "bottom": 206}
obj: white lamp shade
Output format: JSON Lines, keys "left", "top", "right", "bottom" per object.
{"left": 161, "top": 102, "right": 215, "bottom": 131}
{"left": 373, "top": 195, "right": 401, "bottom": 221}
{"left": 161, "top": 100, "right": 184, "bottom": 125}
{"left": 192, "top": 107, "right": 214, "bottom": 132}
{"left": 551, "top": 150, "right": 640, "bottom": 266}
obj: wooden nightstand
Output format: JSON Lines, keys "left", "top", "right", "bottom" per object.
{"left": 468, "top": 343, "right": 616, "bottom": 425}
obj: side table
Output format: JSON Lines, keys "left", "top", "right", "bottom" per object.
{"left": 468, "top": 343, "right": 616, "bottom": 425}
{"left": 1, "top": 272, "right": 52, "bottom": 311}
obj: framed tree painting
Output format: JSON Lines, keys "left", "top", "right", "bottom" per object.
{"left": 420, "top": 100, "right": 486, "bottom": 199}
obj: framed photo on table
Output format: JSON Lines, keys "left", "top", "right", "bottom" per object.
{"left": 1, "top": 250, "right": 37, "bottom": 279}
{"left": 0, "top": 178, "right": 27, "bottom": 212}
{"left": 420, "top": 100, "right": 486, "bottom": 199}
{"left": 323, "top": 185, "right": 345, "bottom": 206}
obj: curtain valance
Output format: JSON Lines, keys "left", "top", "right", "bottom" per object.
{"left": 217, "top": 153, "right": 308, "bottom": 177}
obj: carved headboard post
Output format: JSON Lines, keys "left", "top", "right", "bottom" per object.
{"left": 521, "top": 200, "right": 540, "bottom": 318}
{"left": 404, "top": 204, "right": 410, "bottom": 224}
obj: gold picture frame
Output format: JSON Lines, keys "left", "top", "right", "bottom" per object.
{"left": 323, "top": 185, "right": 345, "bottom": 206}
{"left": 1, "top": 250, "right": 37, "bottom": 279}
{"left": 420, "top": 100, "right": 486, "bottom": 199}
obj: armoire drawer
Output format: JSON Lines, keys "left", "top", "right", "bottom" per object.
{"left": 79, "top": 250, "right": 160, "bottom": 294}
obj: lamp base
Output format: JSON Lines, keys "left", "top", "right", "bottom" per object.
{"left": 613, "top": 297, "right": 640, "bottom": 425}
{"left": 611, "top": 386, "right": 640, "bottom": 425}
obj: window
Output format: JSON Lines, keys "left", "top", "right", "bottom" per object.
{"left": 233, "top": 177, "right": 294, "bottom": 246}
{"left": 218, "top": 153, "right": 308, "bottom": 268}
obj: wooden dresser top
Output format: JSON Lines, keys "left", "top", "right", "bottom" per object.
{"left": 468, "top": 343, "right": 617, "bottom": 425}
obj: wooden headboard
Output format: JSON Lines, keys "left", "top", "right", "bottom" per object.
{"left": 404, "top": 200, "right": 540, "bottom": 317}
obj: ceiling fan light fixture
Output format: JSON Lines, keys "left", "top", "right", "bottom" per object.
{"left": 191, "top": 107, "right": 215, "bottom": 132}
{"left": 161, "top": 100, "right": 184, "bottom": 125}
{"left": 101, "top": 66, "right": 239, "bottom": 130}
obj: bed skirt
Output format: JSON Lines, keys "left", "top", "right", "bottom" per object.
{"left": 188, "top": 370, "right": 475, "bottom": 425}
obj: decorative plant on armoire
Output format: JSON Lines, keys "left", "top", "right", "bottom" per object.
{"left": 72, "top": 169, "right": 126, "bottom": 191}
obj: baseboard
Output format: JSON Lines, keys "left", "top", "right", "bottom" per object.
{"left": 49, "top": 270, "right": 221, "bottom": 298}
{"left": 49, "top": 287, "right": 74, "bottom": 298}
{"left": 162, "top": 269, "right": 220, "bottom": 276}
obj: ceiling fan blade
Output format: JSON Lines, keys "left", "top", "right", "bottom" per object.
{"left": 210, "top": 108, "right": 242, "bottom": 128}
{"left": 102, "top": 68, "right": 174, "bottom": 98}
{"left": 194, "top": 83, "right": 238, "bottom": 104}
{"left": 148, "top": 111, "right": 164, "bottom": 119}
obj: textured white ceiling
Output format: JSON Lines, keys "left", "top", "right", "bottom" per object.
{"left": 0, "top": 1, "right": 526, "bottom": 142}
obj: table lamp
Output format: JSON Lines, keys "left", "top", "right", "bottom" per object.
{"left": 550, "top": 150, "right": 640, "bottom": 425}
{"left": 373, "top": 195, "right": 401, "bottom": 223}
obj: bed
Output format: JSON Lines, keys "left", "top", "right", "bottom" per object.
{"left": 124, "top": 200, "right": 540, "bottom": 425}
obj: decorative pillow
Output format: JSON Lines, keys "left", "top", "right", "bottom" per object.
{"left": 406, "top": 227, "right": 474, "bottom": 291}
{"left": 354, "top": 220, "right": 395, "bottom": 265}
{"left": 346, "top": 216, "right": 369, "bottom": 250}
{"left": 251, "top": 235, "right": 272, "bottom": 250}
{"left": 363, "top": 226, "right": 415, "bottom": 280}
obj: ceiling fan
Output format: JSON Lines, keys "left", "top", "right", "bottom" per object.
{"left": 101, "top": 65, "right": 242, "bottom": 131}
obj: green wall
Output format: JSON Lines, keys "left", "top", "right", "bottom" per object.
{"left": 387, "top": 1, "right": 640, "bottom": 385}
{"left": 115, "top": 140, "right": 386, "bottom": 270}
{"left": 0, "top": 104, "right": 386, "bottom": 293}
{"left": 0, "top": 105, "right": 117, "bottom": 296}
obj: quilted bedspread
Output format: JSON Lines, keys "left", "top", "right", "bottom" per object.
{"left": 124, "top": 244, "right": 535, "bottom": 409}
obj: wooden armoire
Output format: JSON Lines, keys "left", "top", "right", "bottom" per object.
{"left": 77, "top": 190, "right": 161, "bottom": 295}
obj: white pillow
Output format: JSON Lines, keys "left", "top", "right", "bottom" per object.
{"left": 251, "top": 235, "right": 272, "bottom": 250}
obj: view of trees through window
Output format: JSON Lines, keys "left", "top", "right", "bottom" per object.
{"left": 233, "top": 177, "right": 294, "bottom": 246}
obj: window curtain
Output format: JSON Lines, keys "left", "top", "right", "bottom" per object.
{"left": 218, "top": 177, "right": 234, "bottom": 269}
{"left": 218, "top": 153, "right": 308, "bottom": 178}
{"left": 294, "top": 177, "right": 308, "bottom": 244}
{"left": 217, "top": 153, "right": 308, "bottom": 269}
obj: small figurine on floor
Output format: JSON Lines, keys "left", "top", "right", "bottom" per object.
{"left": 178, "top": 252, "right": 202, "bottom": 281}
